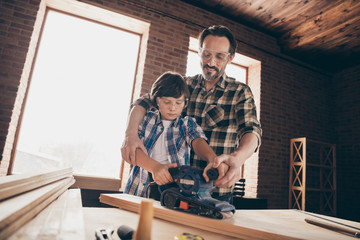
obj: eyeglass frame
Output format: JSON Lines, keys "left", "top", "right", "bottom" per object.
{"left": 198, "top": 47, "right": 231, "bottom": 64}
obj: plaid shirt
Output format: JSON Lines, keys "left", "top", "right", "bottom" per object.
{"left": 135, "top": 73, "right": 262, "bottom": 196}
{"left": 124, "top": 110, "right": 207, "bottom": 197}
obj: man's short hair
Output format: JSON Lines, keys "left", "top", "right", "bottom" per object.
{"left": 198, "top": 25, "right": 237, "bottom": 56}
{"left": 150, "top": 71, "right": 189, "bottom": 106}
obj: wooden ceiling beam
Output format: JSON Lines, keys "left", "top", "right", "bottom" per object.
{"left": 280, "top": 0, "right": 360, "bottom": 50}
{"left": 282, "top": 15, "right": 360, "bottom": 50}
{"left": 263, "top": 1, "right": 342, "bottom": 31}
{"left": 308, "top": 24, "right": 360, "bottom": 51}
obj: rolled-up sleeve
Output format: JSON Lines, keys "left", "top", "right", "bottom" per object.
{"left": 184, "top": 117, "right": 208, "bottom": 146}
{"left": 131, "top": 93, "right": 153, "bottom": 110}
{"left": 236, "top": 85, "right": 262, "bottom": 151}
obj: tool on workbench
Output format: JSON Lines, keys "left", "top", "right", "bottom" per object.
{"left": 117, "top": 225, "right": 134, "bottom": 240}
{"left": 95, "top": 228, "right": 114, "bottom": 240}
{"left": 159, "top": 165, "right": 235, "bottom": 219}
{"left": 300, "top": 210, "right": 360, "bottom": 238}
{"left": 174, "top": 233, "right": 204, "bottom": 240}
{"left": 305, "top": 218, "right": 360, "bottom": 238}
{"left": 133, "top": 199, "right": 154, "bottom": 240}
{"left": 118, "top": 226, "right": 204, "bottom": 240}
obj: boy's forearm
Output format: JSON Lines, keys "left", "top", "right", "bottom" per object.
{"left": 135, "top": 148, "right": 161, "bottom": 174}
{"left": 125, "top": 105, "right": 146, "bottom": 136}
{"left": 192, "top": 138, "right": 217, "bottom": 163}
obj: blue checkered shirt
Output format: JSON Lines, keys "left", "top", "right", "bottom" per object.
{"left": 124, "top": 110, "right": 207, "bottom": 197}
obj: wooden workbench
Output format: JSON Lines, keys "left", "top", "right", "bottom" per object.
{"left": 7, "top": 189, "right": 360, "bottom": 239}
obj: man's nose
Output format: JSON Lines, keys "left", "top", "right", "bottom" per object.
{"left": 208, "top": 55, "right": 217, "bottom": 65}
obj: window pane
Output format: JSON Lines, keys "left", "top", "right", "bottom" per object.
{"left": 226, "top": 64, "right": 247, "bottom": 84}
{"left": 186, "top": 51, "right": 202, "bottom": 77}
{"left": 13, "top": 10, "right": 140, "bottom": 178}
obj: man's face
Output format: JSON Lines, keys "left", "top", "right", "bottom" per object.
{"left": 157, "top": 95, "right": 185, "bottom": 121}
{"left": 200, "top": 35, "right": 232, "bottom": 82}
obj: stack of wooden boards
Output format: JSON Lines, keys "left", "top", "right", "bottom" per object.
{"left": 0, "top": 168, "right": 75, "bottom": 239}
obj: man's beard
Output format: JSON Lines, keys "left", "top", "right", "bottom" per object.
{"left": 202, "top": 64, "right": 224, "bottom": 82}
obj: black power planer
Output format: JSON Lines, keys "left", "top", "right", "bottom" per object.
{"left": 159, "top": 165, "right": 235, "bottom": 219}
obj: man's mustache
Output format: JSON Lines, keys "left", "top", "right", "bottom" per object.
{"left": 203, "top": 64, "right": 219, "bottom": 71}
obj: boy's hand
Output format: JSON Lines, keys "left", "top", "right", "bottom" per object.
{"left": 152, "top": 163, "right": 178, "bottom": 185}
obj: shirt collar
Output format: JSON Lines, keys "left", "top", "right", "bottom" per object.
{"left": 153, "top": 110, "right": 181, "bottom": 127}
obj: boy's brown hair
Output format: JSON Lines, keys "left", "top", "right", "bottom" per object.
{"left": 150, "top": 71, "right": 189, "bottom": 107}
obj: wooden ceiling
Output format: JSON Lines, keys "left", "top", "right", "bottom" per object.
{"left": 182, "top": 0, "right": 360, "bottom": 73}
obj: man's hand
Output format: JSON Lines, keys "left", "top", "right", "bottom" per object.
{"left": 121, "top": 134, "right": 147, "bottom": 165}
{"left": 211, "top": 133, "right": 258, "bottom": 188}
{"left": 203, "top": 161, "right": 229, "bottom": 183}
{"left": 152, "top": 163, "right": 178, "bottom": 185}
{"left": 121, "top": 105, "right": 148, "bottom": 165}
{"left": 212, "top": 154, "right": 242, "bottom": 188}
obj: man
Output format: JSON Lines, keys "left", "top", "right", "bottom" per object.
{"left": 121, "top": 25, "right": 262, "bottom": 202}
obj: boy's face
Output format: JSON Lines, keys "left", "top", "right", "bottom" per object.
{"left": 157, "top": 95, "right": 185, "bottom": 121}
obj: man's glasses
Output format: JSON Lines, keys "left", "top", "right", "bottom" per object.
{"left": 199, "top": 48, "right": 231, "bottom": 63}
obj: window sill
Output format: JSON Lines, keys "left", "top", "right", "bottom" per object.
{"left": 71, "top": 174, "right": 121, "bottom": 191}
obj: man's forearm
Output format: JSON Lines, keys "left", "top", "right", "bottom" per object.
{"left": 125, "top": 105, "right": 146, "bottom": 136}
{"left": 232, "top": 133, "right": 258, "bottom": 166}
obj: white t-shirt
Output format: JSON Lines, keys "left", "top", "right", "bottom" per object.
{"left": 151, "top": 120, "right": 172, "bottom": 164}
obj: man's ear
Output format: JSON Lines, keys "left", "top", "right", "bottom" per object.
{"left": 228, "top": 54, "right": 235, "bottom": 64}
{"left": 184, "top": 98, "right": 189, "bottom": 108}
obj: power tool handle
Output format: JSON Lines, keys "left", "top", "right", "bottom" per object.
{"left": 206, "top": 168, "right": 219, "bottom": 180}
{"left": 168, "top": 166, "right": 180, "bottom": 178}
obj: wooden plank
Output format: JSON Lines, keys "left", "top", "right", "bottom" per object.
{"left": 101, "top": 194, "right": 360, "bottom": 239}
{"left": 99, "top": 194, "right": 299, "bottom": 240}
{"left": 0, "top": 177, "right": 75, "bottom": 239}
{"left": 57, "top": 190, "right": 85, "bottom": 239}
{"left": 0, "top": 168, "right": 73, "bottom": 201}
{"left": 8, "top": 189, "right": 85, "bottom": 240}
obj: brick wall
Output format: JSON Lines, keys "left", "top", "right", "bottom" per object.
{"left": 0, "top": 0, "right": 359, "bottom": 221}
{"left": 333, "top": 65, "right": 360, "bottom": 222}
{"left": 0, "top": 0, "right": 45, "bottom": 174}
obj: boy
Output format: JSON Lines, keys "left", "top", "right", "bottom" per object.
{"left": 124, "top": 72, "right": 217, "bottom": 199}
